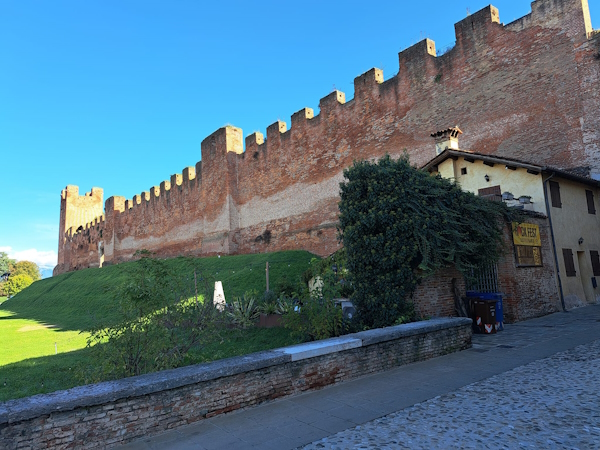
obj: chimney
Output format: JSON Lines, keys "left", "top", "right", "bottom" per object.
{"left": 431, "top": 126, "right": 462, "bottom": 155}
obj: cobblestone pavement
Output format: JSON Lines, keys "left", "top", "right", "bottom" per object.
{"left": 122, "top": 306, "right": 600, "bottom": 450}
{"left": 302, "top": 339, "right": 600, "bottom": 449}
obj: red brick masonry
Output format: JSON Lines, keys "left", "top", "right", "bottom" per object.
{"left": 55, "top": 0, "right": 600, "bottom": 274}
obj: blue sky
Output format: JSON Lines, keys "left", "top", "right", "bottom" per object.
{"left": 1, "top": 1, "right": 598, "bottom": 272}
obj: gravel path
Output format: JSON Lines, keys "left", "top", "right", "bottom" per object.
{"left": 302, "top": 339, "right": 600, "bottom": 449}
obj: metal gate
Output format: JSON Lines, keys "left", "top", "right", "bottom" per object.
{"left": 468, "top": 263, "right": 499, "bottom": 293}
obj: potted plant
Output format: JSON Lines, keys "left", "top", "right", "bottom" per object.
{"left": 519, "top": 195, "right": 532, "bottom": 204}
{"left": 258, "top": 300, "right": 284, "bottom": 328}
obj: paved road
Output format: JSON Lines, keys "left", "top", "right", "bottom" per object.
{"left": 121, "top": 305, "right": 600, "bottom": 450}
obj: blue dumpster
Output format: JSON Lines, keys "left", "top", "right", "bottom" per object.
{"left": 467, "top": 291, "right": 504, "bottom": 331}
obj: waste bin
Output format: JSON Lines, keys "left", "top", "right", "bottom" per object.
{"left": 471, "top": 298, "right": 497, "bottom": 334}
{"left": 467, "top": 291, "right": 504, "bottom": 332}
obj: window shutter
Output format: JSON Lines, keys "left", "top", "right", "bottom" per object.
{"left": 562, "top": 248, "right": 576, "bottom": 277}
{"left": 586, "top": 190, "right": 596, "bottom": 215}
{"left": 549, "top": 181, "right": 562, "bottom": 208}
{"left": 590, "top": 251, "right": 600, "bottom": 277}
{"left": 478, "top": 185, "right": 502, "bottom": 202}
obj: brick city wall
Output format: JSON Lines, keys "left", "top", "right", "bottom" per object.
{"left": 0, "top": 318, "right": 471, "bottom": 449}
{"left": 55, "top": 0, "right": 600, "bottom": 274}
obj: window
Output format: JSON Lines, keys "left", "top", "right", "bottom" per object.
{"left": 478, "top": 185, "right": 502, "bottom": 202}
{"left": 562, "top": 248, "right": 576, "bottom": 277}
{"left": 591, "top": 251, "right": 600, "bottom": 276}
{"left": 460, "top": 167, "right": 467, "bottom": 175}
{"left": 586, "top": 190, "right": 596, "bottom": 215}
{"left": 549, "top": 181, "right": 561, "bottom": 208}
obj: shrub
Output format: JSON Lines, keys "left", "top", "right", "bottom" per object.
{"left": 283, "top": 272, "right": 347, "bottom": 341}
{"left": 84, "top": 256, "right": 217, "bottom": 380}
{"left": 261, "top": 289, "right": 277, "bottom": 304}
{"left": 284, "top": 297, "right": 344, "bottom": 342}
{"left": 227, "top": 292, "right": 260, "bottom": 328}
{"left": 274, "top": 275, "right": 296, "bottom": 298}
{"left": 338, "top": 154, "right": 518, "bottom": 329}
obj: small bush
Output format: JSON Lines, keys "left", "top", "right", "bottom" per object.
{"left": 261, "top": 289, "right": 277, "bottom": 304}
{"left": 284, "top": 296, "right": 344, "bottom": 342}
{"left": 274, "top": 276, "right": 296, "bottom": 298}
{"left": 84, "top": 256, "right": 217, "bottom": 381}
{"left": 283, "top": 272, "right": 347, "bottom": 341}
{"left": 227, "top": 292, "right": 260, "bottom": 328}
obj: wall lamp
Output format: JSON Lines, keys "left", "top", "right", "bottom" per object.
{"left": 484, "top": 174, "right": 490, "bottom": 182}
{"left": 578, "top": 237, "right": 584, "bottom": 245}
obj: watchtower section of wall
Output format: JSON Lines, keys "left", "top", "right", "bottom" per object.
{"left": 59, "top": 216, "right": 106, "bottom": 273}
{"left": 55, "top": 186, "right": 104, "bottom": 275}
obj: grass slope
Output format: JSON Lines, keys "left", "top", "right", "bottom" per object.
{"left": 2, "top": 250, "right": 315, "bottom": 331}
{"left": 0, "top": 251, "right": 315, "bottom": 401}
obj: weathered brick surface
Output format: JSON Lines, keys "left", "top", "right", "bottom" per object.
{"left": 497, "top": 215, "right": 561, "bottom": 322}
{"left": 55, "top": 1, "right": 600, "bottom": 275}
{"left": 0, "top": 320, "right": 471, "bottom": 449}
{"left": 413, "top": 215, "right": 560, "bottom": 323}
{"left": 413, "top": 266, "right": 466, "bottom": 319}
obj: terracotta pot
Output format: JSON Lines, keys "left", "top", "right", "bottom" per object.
{"left": 258, "top": 313, "right": 283, "bottom": 328}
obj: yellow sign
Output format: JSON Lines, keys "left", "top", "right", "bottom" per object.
{"left": 512, "top": 222, "right": 541, "bottom": 247}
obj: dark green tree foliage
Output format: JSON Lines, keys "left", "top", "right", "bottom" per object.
{"left": 0, "top": 252, "right": 15, "bottom": 274}
{"left": 338, "top": 154, "right": 516, "bottom": 328}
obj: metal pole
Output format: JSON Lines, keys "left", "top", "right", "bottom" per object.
{"left": 194, "top": 270, "right": 199, "bottom": 307}
{"left": 266, "top": 261, "right": 270, "bottom": 292}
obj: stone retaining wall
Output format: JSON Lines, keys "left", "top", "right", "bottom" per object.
{"left": 0, "top": 318, "right": 472, "bottom": 449}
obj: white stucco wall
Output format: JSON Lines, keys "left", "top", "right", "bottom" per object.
{"left": 433, "top": 157, "right": 600, "bottom": 308}
{"left": 547, "top": 176, "right": 600, "bottom": 307}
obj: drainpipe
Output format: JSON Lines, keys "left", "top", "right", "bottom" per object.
{"left": 543, "top": 172, "right": 567, "bottom": 311}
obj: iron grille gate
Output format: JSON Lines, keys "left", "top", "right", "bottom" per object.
{"left": 468, "top": 263, "right": 499, "bottom": 293}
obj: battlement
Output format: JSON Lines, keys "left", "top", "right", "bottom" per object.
{"left": 69, "top": 215, "right": 106, "bottom": 235}
{"left": 319, "top": 90, "right": 346, "bottom": 116}
{"left": 55, "top": 0, "right": 598, "bottom": 275}
{"left": 61, "top": 185, "right": 104, "bottom": 201}
{"left": 227, "top": 2, "right": 594, "bottom": 162}
{"left": 454, "top": 5, "right": 501, "bottom": 45}
{"left": 201, "top": 126, "right": 243, "bottom": 162}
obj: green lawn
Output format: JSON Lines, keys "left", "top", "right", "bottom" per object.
{"left": 0, "top": 308, "right": 88, "bottom": 365}
{"left": 0, "top": 251, "right": 314, "bottom": 401}
{"left": 0, "top": 327, "right": 297, "bottom": 402}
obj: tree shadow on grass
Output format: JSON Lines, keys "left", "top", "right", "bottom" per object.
{"left": 0, "top": 347, "right": 94, "bottom": 402}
